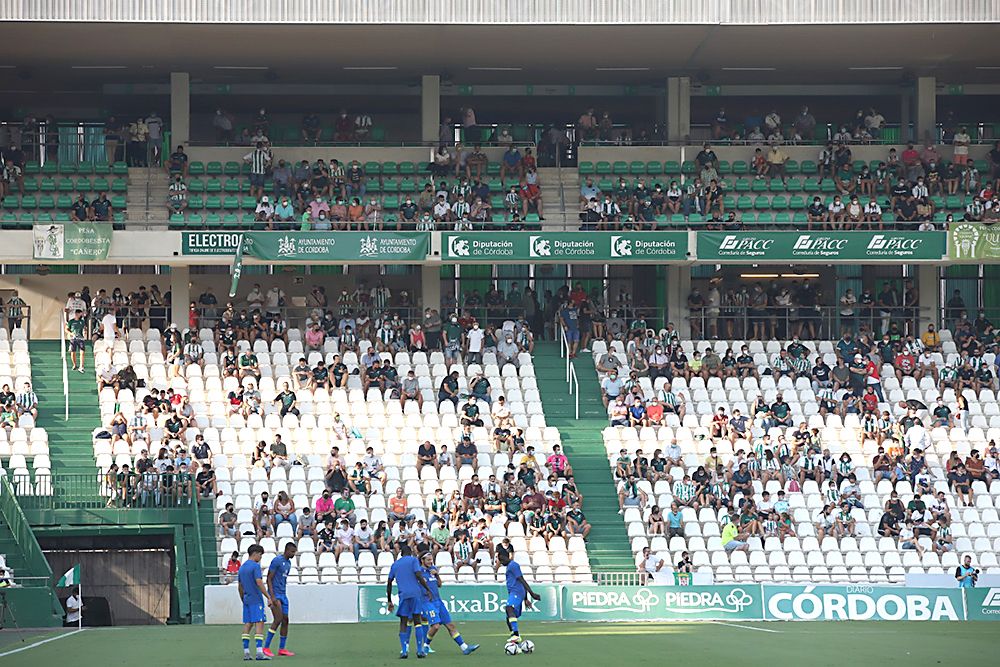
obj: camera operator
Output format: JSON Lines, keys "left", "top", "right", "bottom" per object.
{"left": 955, "top": 554, "right": 979, "bottom": 588}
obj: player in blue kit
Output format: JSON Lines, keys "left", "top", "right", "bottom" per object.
{"left": 238, "top": 544, "right": 272, "bottom": 661}
{"left": 498, "top": 548, "right": 540, "bottom": 643}
{"left": 386, "top": 544, "right": 434, "bottom": 659}
{"left": 419, "top": 552, "right": 479, "bottom": 656}
{"left": 263, "top": 541, "right": 298, "bottom": 657}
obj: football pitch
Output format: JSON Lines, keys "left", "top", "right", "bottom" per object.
{"left": 0, "top": 620, "right": 994, "bottom": 666}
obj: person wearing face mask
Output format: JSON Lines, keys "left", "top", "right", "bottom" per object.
{"left": 363, "top": 196, "right": 383, "bottom": 231}
{"left": 463, "top": 320, "right": 485, "bottom": 365}
{"left": 442, "top": 314, "right": 463, "bottom": 367}
{"left": 496, "top": 333, "right": 519, "bottom": 369}
{"left": 600, "top": 370, "right": 624, "bottom": 408}
{"left": 399, "top": 196, "right": 418, "bottom": 224}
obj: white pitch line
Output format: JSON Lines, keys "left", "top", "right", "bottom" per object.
{"left": 712, "top": 621, "right": 781, "bottom": 633}
{"left": 0, "top": 628, "right": 86, "bottom": 657}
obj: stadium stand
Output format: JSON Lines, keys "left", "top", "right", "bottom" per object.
{"left": 90, "top": 323, "right": 592, "bottom": 585}
{"left": 0, "top": 327, "right": 50, "bottom": 489}
{"left": 594, "top": 333, "right": 1000, "bottom": 584}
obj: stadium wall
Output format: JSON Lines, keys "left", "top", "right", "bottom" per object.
{"left": 203, "top": 583, "right": 1000, "bottom": 624}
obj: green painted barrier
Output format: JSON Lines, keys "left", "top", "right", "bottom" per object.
{"left": 763, "top": 585, "right": 965, "bottom": 621}
{"left": 358, "top": 583, "right": 561, "bottom": 622}
{"left": 562, "top": 584, "right": 763, "bottom": 621}
{"left": 181, "top": 231, "right": 430, "bottom": 261}
{"left": 948, "top": 223, "right": 1000, "bottom": 260}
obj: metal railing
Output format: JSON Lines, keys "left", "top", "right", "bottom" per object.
{"left": 595, "top": 572, "right": 645, "bottom": 586}
{"left": 0, "top": 476, "right": 56, "bottom": 582}
{"left": 558, "top": 325, "right": 580, "bottom": 419}
{"left": 60, "top": 312, "right": 69, "bottom": 420}
{"left": 8, "top": 473, "right": 197, "bottom": 511}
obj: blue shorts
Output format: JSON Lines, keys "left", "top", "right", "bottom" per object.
{"left": 395, "top": 596, "right": 427, "bottom": 619}
{"left": 274, "top": 594, "right": 289, "bottom": 615}
{"left": 506, "top": 592, "right": 525, "bottom": 618}
{"left": 425, "top": 600, "right": 452, "bottom": 626}
{"left": 565, "top": 329, "right": 580, "bottom": 342}
{"left": 243, "top": 601, "right": 267, "bottom": 624}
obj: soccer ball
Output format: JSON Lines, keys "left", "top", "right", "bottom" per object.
{"left": 519, "top": 640, "right": 535, "bottom": 654}
{"left": 504, "top": 640, "right": 521, "bottom": 655}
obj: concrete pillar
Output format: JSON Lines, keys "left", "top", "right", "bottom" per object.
{"left": 170, "top": 265, "right": 190, "bottom": 328}
{"left": 421, "top": 75, "right": 441, "bottom": 144}
{"left": 899, "top": 89, "right": 911, "bottom": 143}
{"left": 915, "top": 76, "right": 937, "bottom": 145}
{"left": 666, "top": 77, "right": 691, "bottom": 143}
{"left": 666, "top": 266, "right": 691, "bottom": 338}
{"left": 421, "top": 264, "right": 441, "bottom": 311}
{"left": 170, "top": 72, "right": 190, "bottom": 147}
{"left": 917, "top": 264, "right": 941, "bottom": 329}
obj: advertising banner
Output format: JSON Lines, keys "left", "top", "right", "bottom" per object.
{"left": 442, "top": 232, "right": 689, "bottom": 262}
{"left": 964, "top": 588, "right": 1000, "bottom": 620}
{"left": 947, "top": 223, "right": 1000, "bottom": 260}
{"left": 181, "top": 231, "right": 429, "bottom": 261}
{"left": 697, "top": 231, "right": 945, "bottom": 262}
{"left": 33, "top": 223, "right": 113, "bottom": 261}
{"left": 762, "top": 585, "right": 965, "bottom": 621}
{"left": 358, "top": 584, "right": 561, "bottom": 622}
{"left": 561, "top": 584, "right": 763, "bottom": 621}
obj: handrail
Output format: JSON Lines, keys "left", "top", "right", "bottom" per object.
{"left": 559, "top": 324, "right": 569, "bottom": 383}
{"left": 570, "top": 361, "right": 579, "bottom": 420}
{"left": 0, "top": 476, "right": 56, "bottom": 583}
{"left": 60, "top": 312, "right": 69, "bottom": 420}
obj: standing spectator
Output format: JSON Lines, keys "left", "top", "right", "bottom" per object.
{"left": 243, "top": 142, "right": 271, "bottom": 201}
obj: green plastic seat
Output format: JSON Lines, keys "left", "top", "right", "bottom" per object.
{"left": 487, "top": 163, "right": 501, "bottom": 176}
{"left": 223, "top": 178, "right": 241, "bottom": 193}
{"left": 169, "top": 213, "right": 187, "bottom": 228}
{"left": 56, "top": 178, "right": 74, "bottom": 192}
{"left": 110, "top": 195, "right": 126, "bottom": 209}
{"left": 223, "top": 161, "right": 241, "bottom": 176}
{"left": 399, "top": 162, "right": 416, "bottom": 175}
{"left": 598, "top": 179, "right": 613, "bottom": 192}
{"left": 717, "top": 161, "right": 731, "bottom": 175}
{"left": 39, "top": 177, "right": 56, "bottom": 192}
{"left": 38, "top": 194, "right": 55, "bottom": 209}
{"left": 75, "top": 177, "right": 92, "bottom": 191}
{"left": 946, "top": 195, "right": 962, "bottom": 210}
{"left": 206, "top": 161, "right": 223, "bottom": 175}
{"left": 205, "top": 178, "right": 222, "bottom": 193}
{"left": 664, "top": 161, "right": 681, "bottom": 175}
{"left": 188, "top": 195, "right": 205, "bottom": 209}
{"left": 399, "top": 179, "right": 417, "bottom": 194}
{"left": 187, "top": 179, "right": 205, "bottom": 193}
{"left": 727, "top": 195, "right": 741, "bottom": 210}
{"left": 93, "top": 163, "right": 110, "bottom": 175}
{"left": 751, "top": 180, "right": 767, "bottom": 193}
{"left": 204, "top": 213, "right": 222, "bottom": 228}
{"left": 41, "top": 162, "right": 57, "bottom": 175}
{"left": 774, "top": 212, "right": 791, "bottom": 224}
{"left": 188, "top": 161, "right": 205, "bottom": 176}
{"left": 800, "top": 160, "right": 817, "bottom": 175}
{"left": 205, "top": 196, "right": 223, "bottom": 210}
{"left": 681, "top": 161, "right": 696, "bottom": 175}
{"left": 363, "top": 161, "right": 381, "bottom": 175}
{"left": 793, "top": 212, "right": 808, "bottom": 224}
{"left": 852, "top": 160, "right": 866, "bottom": 174}
{"left": 1, "top": 212, "right": 18, "bottom": 228}
{"left": 112, "top": 162, "right": 128, "bottom": 175}
{"left": 756, "top": 212, "right": 774, "bottom": 224}
{"left": 734, "top": 179, "right": 751, "bottom": 193}
{"left": 54, "top": 212, "right": 71, "bottom": 222}
{"left": 58, "top": 163, "right": 78, "bottom": 175}
{"left": 595, "top": 161, "right": 611, "bottom": 175}
{"left": 111, "top": 178, "right": 128, "bottom": 193}
{"left": 788, "top": 195, "right": 806, "bottom": 209}
{"left": 20, "top": 195, "right": 37, "bottom": 209}
{"left": 239, "top": 195, "right": 256, "bottom": 209}
{"left": 785, "top": 178, "right": 802, "bottom": 192}
{"left": 629, "top": 161, "right": 645, "bottom": 175}
{"left": 741, "top": 213, "right": 756, "bottom": 224}
{"left": 784, "top": 160, "right": 799, "bottom": 174}
{"left": 820, "top": 180, "right": 836, "bottom": 193}
{"left": 645, "top": 161, "right": 663, "bottom": 176}
{"left": 768, "top": 180, "right": 785, "bottom": 193}
{"left": 21, "top": 178, "right": 38, "bottom": 193}
{"left": 381, "top": 162, "right": 399, "bottom": 176}
{"left": 383, "top": 196, "right": 400, "bottom": 209}
{"left": 36, "top": 212, "right": 53, "bottom": 222}
{"left": 56, "top": 195, "right": 73, "bottom": 209}
{"left": 803, "top": 178, "right": 820, "bottom": 191}
{"left": 24, "top": 162, "right": 40, "bottom": 175}
{"left": 222, "top": 214, "right": 240, "bottom": 229}
{"left": 578, "top": 161, "right": 595, "bottom": 176}
{"left": 732, "top": 161, "right": 749, "bottom": 175}
{"left": 771, "top": 195, "right": 788, "bottom": 210}
{"left": 753, "top": 195, "right": 770, "bottom": 210}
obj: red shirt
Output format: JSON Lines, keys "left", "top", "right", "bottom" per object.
{"left": 901, "top": 148, "right": 920, "bottom": 166}
{"left": 225, "top": 559, "right": 241, "bottom": 574}
{"left": 523, "top": 155, "right": 537, "bottom": 171}
{"left": 646, "top": 403, "right": 664, "bottom": 422}
{"left": 864, "top": 359, "right": 880, "bottom": 380}
{"left": 895, "top": 354, "right": 915, "bottom": 373}
{"left": 570, "top": 288, "right": 587, "bottom": 306}
{"left": 861, "top": 392, "right": 878, "bottom": 412}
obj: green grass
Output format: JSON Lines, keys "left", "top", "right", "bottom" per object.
{"left": 1, "top": 621, "right": 995, "bottom": 666}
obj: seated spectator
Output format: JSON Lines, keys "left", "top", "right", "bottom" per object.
{"left": 167, "top": 175, "right": 188, "bottom": 215}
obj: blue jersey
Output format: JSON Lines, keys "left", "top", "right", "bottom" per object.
{"left": 269, "top": 554, "right": 291, "bottom": 597}
{"left": 560, "top": 308, "right": 579, "bottom": 331}
{"left": 389, "top": 555, "right": 423, "bottom": 601}
{"left": 505, "top": 560, "right": 525, "bottom": 597}
{"left": 238, "top": 560, "right": 264, "bottom": 605}
{"left": 422, "top": 566, "right": 442, "bottom": 602}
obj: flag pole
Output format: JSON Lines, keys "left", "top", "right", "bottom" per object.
{"left": 78, "top": 580, "right": 82, "bottom": 629}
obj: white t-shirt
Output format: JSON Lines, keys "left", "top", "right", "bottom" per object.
{"left": 101, "top": 313, "right": 117, "bottom": 342}
{"left": 335, "top": 527, "right": 354, "bottom": 546}
{"left": 66, "top": 594, "right": 82, "bottom": 623}
{"left": 642, "top": 555, "right": 670, "bottom": 583}
{"left": 466, "top": 328, "right": 485, "bottom": 353}
{"left": 953, "top": 133, "right": 970, "bottom": 155}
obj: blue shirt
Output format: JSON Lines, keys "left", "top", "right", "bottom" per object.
{"left": 422, "top": 566, "right": 442, "bottom": 602}
{"left": 505, "top": 560, "right": 525, "bottom": 597}
{"left": 667, "top": 510, "right": 683, "bottom": 528}
{"left": 389, "top": 555, "right": 423, "bottom": 600}
{"left": 957, "top": 565, "right": 976, "bottom": 588}
{"left": 269, "top": 554, "right": 291, "bottom": 597}
{"left": 238, "top": 560, "right": 264, "bottom": 604}
{"left": 560, "top": 307, "right": 579, "bottom": 331}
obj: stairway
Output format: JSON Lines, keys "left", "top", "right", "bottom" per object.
{"left": 533, "top": 341, "right": 634, "bottom": 574}
{"left": 29, "top": 340, "right": 102, "bottom": 495}
{"left": 126, "top": 166, "right": 170, "bottom": 227}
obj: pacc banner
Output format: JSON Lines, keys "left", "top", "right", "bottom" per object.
{"left": 697, "top": 231, "right": 945, "bottom": 262}
{"left": 33, "top": 223, "right": 113, "bottom": 261}
{"left": 442, "top": 232, "right": 689, "bottom": 262}
{"left": 181, "top": 231, "right": 430, "bottom": 261}
{"left": 964, "top": 588, "right": 1000, "bottom": 620}
{"left": 562, "top": 584, "right": 762, "bottom": 621}
{"left": 948, "top": 223, "right": 1000, "bottom": 260}
{"left": 358, "top": 584, "right": 561, "bottom": 622}
{"left": 763, "top": 585, "right": 965, "bottom": 621}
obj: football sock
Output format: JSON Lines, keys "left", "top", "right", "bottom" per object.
{"left": 264, "top": 629, "right": 275, "bottom": 648}
{"left": 509, "top": 620, "right": 519, "bottom": 635}
{"left": 452, "top": 631, "right": 467, "bottom": 650}
{"left": 415, "top": 623, "right": 427, "bottom": 652}
{"left": 279, "top": 635, "right": 287, "bottom": 650}
{"left": 242, "top": 634, "right": 251, "bottom": 651}
{"left": 399, "top": 626, "right": 412, "bottom": 653}
{"left": 255, "top": 635, "right": 264, "bottom": 653}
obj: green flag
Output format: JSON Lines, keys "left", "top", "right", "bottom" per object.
{"left": 228, "top": 234, "right": 244, "bottom": 298}
{"left": 57, "top": 564, "right": 81, "bottom": 586}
